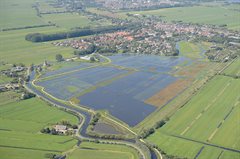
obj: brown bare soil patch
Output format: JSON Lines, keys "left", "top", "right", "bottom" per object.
{"left": 145, "top": 79, "right": 192, "bottom": 107}
{"left": 177, "top": 63, "right": 208, "bottom": 77}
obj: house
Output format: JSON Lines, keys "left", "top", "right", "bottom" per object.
{"left": 80, "top": 55, "right": 91, "bottom": 61}
{"left": 43, "top": 60, "right": 50, "bottom": 67}
{"left": 5, "top": 83, "right": 20, "bottom": 90}
{"left": 54, "top": 125, "right": 67, "bottom": 134}
{"left": 65, "top": 58, "right": 73, "bottom": 62}
{"left": 11, "top": 66, "right": 24, "bottom": 72}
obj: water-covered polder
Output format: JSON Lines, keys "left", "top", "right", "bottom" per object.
{"left": 37, "top": 54, "right": 190, "bottom": 126}
{"left": 79, "top": 54, "right": 190, "bottom": 126}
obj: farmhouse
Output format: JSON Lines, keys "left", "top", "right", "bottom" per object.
{"left": 80, "top": 55, "right": 91, "bottom": 61}
{"left": 5, "top": 83, "right": 20, "bottom": 90}
{"left": 43, "top": 60, "right": 50, "bottom": 67}
{"left": 11, "top": 66, "right": 24, "bottom": 72}
{"left": 54, "top": 125, "right": 67, "bottom": 134}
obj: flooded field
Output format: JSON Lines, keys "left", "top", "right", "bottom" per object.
{"left": 109, "top": 54, "right": 190, "bottom": 73}
{"left": 37, "top": 54, "right": 191, "bottom": 126}
{"left": 37, "top": 66, "right": 129, "bottom": 100}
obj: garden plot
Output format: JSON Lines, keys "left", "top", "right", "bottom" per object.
{"left": 37, "top": 66, "right": 129, "bottom": 100}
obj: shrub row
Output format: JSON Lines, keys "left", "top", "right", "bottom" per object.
{"left": 25, "top": 25, "right": 133, "bottom": 42}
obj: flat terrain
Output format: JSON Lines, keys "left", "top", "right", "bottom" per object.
{"left": 178, "top": 41, "right": 205, "bottom": 59}
{"left": 36, "top": 54, "right": 190, "bottom": 126}
{"left": 147, "top": 75, "right": 240, "bottom": 159}
{"left": 223, "top": 58, "right": 240, "bottom": 77}
{"left": 87, "top": 8, "right": 128, "bottom": 19}
{"left": 0, "top": 98, "right": 78, "bottom": 159}
{"left": 0, "top": 0, "right": 46, "bottom": 29}
{"left": 42, "top": 13, "right": 112, "bottom": 29}
{"left": 0, "top": 1, "right": 239, "bottom": 158}
{"left": 131, "top": 5, "right": 240, "bottom": 30}
{"left": 0, "top": 27, "right": 74, "bottom": 65}
{"left": 68, "top": 142, "right": 139, "bottom": 159}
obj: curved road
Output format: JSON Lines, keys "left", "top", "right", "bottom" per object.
{"left": 25, "top": 70, "right": 160, "bottom": 159}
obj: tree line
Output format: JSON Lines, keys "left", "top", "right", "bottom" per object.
{"left": 25, "top": 25, "right": 133, "bottom": 42}
{"left": 2, "top": 24, "right": 55, "bottom": 32}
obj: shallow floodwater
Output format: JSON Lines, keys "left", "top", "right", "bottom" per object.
{"left": 79, "top": 54, "right": 189, "bottom": 126}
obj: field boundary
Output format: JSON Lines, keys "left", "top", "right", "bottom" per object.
{"left": 170, "top": 134, "right": 240, "bottom": 153}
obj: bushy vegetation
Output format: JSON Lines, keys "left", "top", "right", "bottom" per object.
{"left": 139, "top": 119, "right": 167, "bottom": 139}
{"left": 74, "top": 44, "right": 97, "bottom": 56}
{"left": 89, "top": 113, "right": 101, "bottom": 126}
{"left": 1, "top": 24, "right": 55, "bottom": 31}
{"left": 25, "top": 25, "right": 131, "bottom": 42}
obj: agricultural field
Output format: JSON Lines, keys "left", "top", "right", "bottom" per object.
{"left": 0, "top": 91, "right": 20, "bottom": 106}
{"left": 0, "top": 0, "right": 46, "bottom": 30}
{"left": 87, "top": 8, "right": 128, "bottom": 19}
{"left": 1, "top": 0, "right": 239, "bottom": 158}
{"left": 0, "top": 75, "right": 12, "bottom": 85}
{"left": 0, "top": 27, "right": 75, "bottom": 65}
{"left": 177, "top": 41, "right": 206, "bottom": 59}
{"left": 0, "top": 98, "right": 78, "bottom": 159}
{"left": 42, "top": 13, "right": 112, "bottom": 29}
{"left": 38, "top": 1, "right": 66, "bottom": 13}
{"left": 37, "top": 66, "right": 129, "bottom": 100}
{"left": 147, "top": 75, "right": 240, "bottom": 158}
{"left": 67, "top": 142, "right": 139, "bottom": 159}
{"left": 130, "top": 4, "right": 240, "bottom": 30}
{"left": 223, "top": 58, "right": 240, "bottom": 77}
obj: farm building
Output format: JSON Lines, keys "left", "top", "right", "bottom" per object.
{"left": 54, "top": 125, "right": 67, "bottom": 134}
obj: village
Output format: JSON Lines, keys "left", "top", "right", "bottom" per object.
{"left": 52, "top": 16, "right": 240, "bottom": 61}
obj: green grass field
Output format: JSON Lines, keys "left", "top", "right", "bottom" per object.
{"left": 131, "top": 4, "right": 240, "bottom": 30}
{"left": 178, "top": 41, "right": 204, "bottom": 59}
{"left": 38, "top": 1, "right": 66, "bottom": 13}
{"left": 68, "top": 142, "right": 139, "bottom": 159}
{"left": 0, "top": 98, "right": 78, "bottom": 159}
{"left": 0, "top": 26, "right": 75, "bottom": 65}
{"left": 0, "top": 75, "right": 12, "bottom": 85}
{"left": 0, "top": 0, "right": 46, "bottom": 29}
{"left": 147, "top": 75, "right": 240, "bottom": 159}
{"left": 223, "top": 58, "right": 240, "bottom": 77}
{"left": 42, "top": 13, "right": 91, "bottom": 29}
{"left": 87, "top": 8, "right": 129, "bottom": 19}
{"left": 0, "top": 91, "right": 20, "bottom": 106}
{"left": 42, "top": 13, "right": 110, "bottom": 29}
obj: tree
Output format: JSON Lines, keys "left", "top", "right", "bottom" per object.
{"left": 55, "top": 54, "right": 63, "bottom": 62}
{"left": 90, "top": 56, "right": 95, "bottom": 62}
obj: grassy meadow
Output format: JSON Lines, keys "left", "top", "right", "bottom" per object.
{"left": 42, "top": 13, "right": 112, "bottom": 29}
{"left": 147, "top": 75, "right": 240, "bottom": 158}
{"left": 178, "top": 41, "right": 203, "bottom": 59}
{"left": 0, "top": 26, "right": 75, "bottom": 65}
{"left": 130, "top": 4, "right": 240, "bottom": 30}
{"left": 87, "top": 8, "right": 129, "bottom": 19}
{"left": 0, "top": 0, "right": 46, "bottom": 30}
{"left": 68, "top": 142, "right": 139, "bottom": 159}
{"left": 223, "top": 58, "right": 240, "bottom": 77}
{"left": 0, "top": 98, "right": 78, "bottom": 159}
